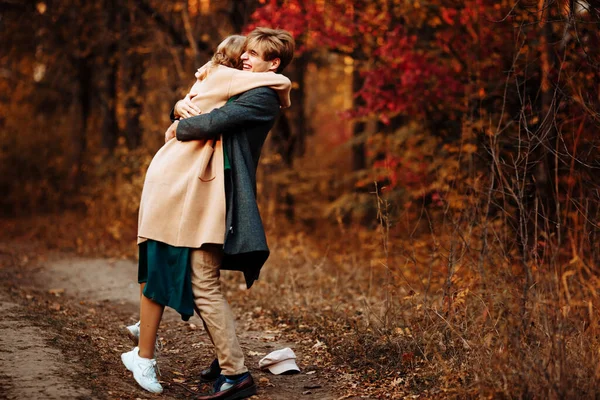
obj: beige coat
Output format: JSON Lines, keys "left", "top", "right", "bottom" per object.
{"left": 138, "top": 65, "right": 291, "bottom": 247}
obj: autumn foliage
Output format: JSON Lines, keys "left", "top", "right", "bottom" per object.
{"left": 2, "top": 0, "right": 600, "bottom": 398}
{"left": 248, "top": 1, "right": 600, "bottom": 397}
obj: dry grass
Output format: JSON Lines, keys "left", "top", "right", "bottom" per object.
{"left": 3, "top": 178, "right": 600, "bottom": 399}
{"left": 231, "top": 207, "right": 600, "bottom": 399}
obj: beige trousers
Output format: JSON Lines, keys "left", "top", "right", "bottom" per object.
{"left": 190, "top": 245, "right": 247, "bottom": 376}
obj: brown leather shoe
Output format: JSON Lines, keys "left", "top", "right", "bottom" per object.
{"left": 200, "top": 358, "right": 222, "bottom": 382}
{"left": 195, "top": 373, "right": 256, "bottom": 400}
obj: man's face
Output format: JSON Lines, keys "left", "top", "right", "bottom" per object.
{"left": 241, "top": 46, "right": 280, "bottom": 72}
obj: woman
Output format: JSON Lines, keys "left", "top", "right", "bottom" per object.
{"left": 121, "top": 34, "right": 291, "bottom": 394}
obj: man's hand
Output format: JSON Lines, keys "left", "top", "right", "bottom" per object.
{"left": 174, "top": 92, "right": 202, "bottom": 119}
{"left": 164, "top": 120, "right": 179, "bottom": 143}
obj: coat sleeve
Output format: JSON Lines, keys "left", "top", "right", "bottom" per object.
{"left": 226, "top": 69, "right": 291, "bottom": 108}
{"left": 176, "top": 87, "right": 280, "bottom": 142}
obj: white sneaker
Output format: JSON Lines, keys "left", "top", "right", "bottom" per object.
{"left": 121, "top": 346, "right": 163, "bottom": 393}
{"left": 124, "top": 321, "right": 162, "bottom": 354}
{"left": 125, "top": 321, "right": 140, "bottom": 344}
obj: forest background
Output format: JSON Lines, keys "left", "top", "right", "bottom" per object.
{"left": 2, "top": 0, "right": 600, "bottom": 398}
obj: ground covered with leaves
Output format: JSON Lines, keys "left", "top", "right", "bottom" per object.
{"left": 0, "top": 242, "right": 341, "bottom": 399}
{"left": 2, "top": 210, "right": 600, "bottom": 399}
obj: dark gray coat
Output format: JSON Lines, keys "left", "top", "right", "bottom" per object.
{"left": 175, "top": 87, "right": 280, "bottom": 288}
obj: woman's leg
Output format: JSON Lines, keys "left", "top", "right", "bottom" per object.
{"left": 139, "top": 282, "right": 146, "bottom": 298}
{"left": 138, "top": 294, "right": 164, "bottom": 359}
{"left": 122, "top": 290, "right": 164, "bottom": 393}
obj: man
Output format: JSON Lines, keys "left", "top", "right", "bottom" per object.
{"left": 167, "top": 27, "right": 295, "bottom": 400}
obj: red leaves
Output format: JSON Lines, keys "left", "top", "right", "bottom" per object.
{"left": 248, "top": 1, "right": 390, "bottom": 56}
{"left": 402, "top": 352, "right": 415, "bottom": 363}
{"left": 353, "top": 26, "right": 462, "bottom": 120}
{"left": 440, "top": 7, "right": 458, "bottom": 25}
{"left": 248, "top": 1, "right": 469, "bottom": 120}
{"left": 373, "top": 152, "right": 429, "bottom": 191}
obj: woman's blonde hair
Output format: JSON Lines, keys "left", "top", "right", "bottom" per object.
{"left": 211, "top": 35, "right": 246, "bottom": 69}
{"left": 196, "top": 35, "right": 246, "bottom": 81}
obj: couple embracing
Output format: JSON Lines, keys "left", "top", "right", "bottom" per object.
{"left": 121, "top": 27, "right": 295, "bottom": 400}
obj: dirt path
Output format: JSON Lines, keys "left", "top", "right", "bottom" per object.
{"left": 0, "top": 247, "right": 338, "bottom": 400}
{"left": 0, "top": 292, "right": 92, "bottom": 399}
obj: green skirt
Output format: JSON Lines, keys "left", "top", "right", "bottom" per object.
{"left": 138, "top": 240, "right": 194, "bottom": 321}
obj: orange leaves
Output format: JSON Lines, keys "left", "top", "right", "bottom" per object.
{"left": 461, "top": 143, "right": 477, "bottom": 154}
{"left": 36, "top": 2, "right": 47, "bottom": 14}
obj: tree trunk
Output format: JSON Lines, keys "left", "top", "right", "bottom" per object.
{"left": 69, "top": 57, "right": 92, "bottom": 192}
{"left": 351, "top": 69, "right": 366, "bottom": 171}
{"left": 100, "top": 58, "right": 118, "bottom": 150}
{"left": 121, "top": 1, "right": 144, "bottom": 150}
{"left": 535, "top": 0, "right": 559, "bottom": 225}
{"left": 289, "top": 53, "right": 309, "bottom": 158}
{"left": 270, "top": 54, "right": 309, "bottom": 167}
{"left": 99, "top": 0, "right": 119, "bottom": 151}
{"left": 123, "top": 55, "right": 144, "bottom": 149}
{"left": 228, "top": 0, "right": 259, "bottom": 32}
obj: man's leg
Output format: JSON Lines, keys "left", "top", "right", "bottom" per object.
{"left": 194, "top": 304, "right": 216, "bottom": 346}
{"left": 193, "top": 304, "right": 222, "bottom": 381}
{"left": 191, "top": 245, "right": 247, "bottom": 376}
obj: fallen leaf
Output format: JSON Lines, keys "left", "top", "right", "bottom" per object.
{"left": 312, "top": 340, "right": 326, "bottom": 350}
{"left": 304, "top": 384, "right": 322, "bottom": 389}
{"left": 49, "top": 288, "right": 65, "bottom": 296}
{"left": 259, "top": 377, "right": 271, "bottom": 385}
